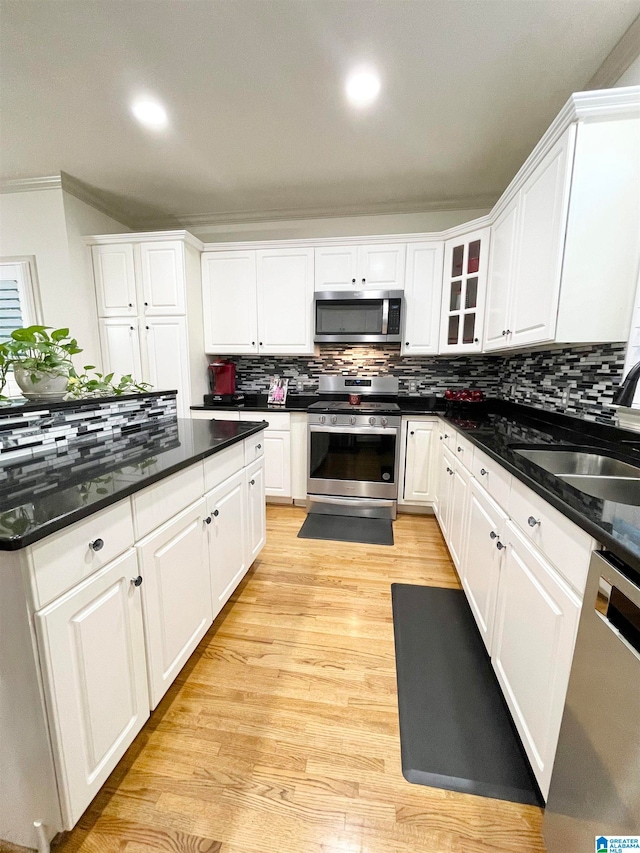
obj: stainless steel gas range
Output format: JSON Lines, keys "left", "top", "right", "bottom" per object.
{"left": 307, "top": 377, "right": 401, "bottom": 519}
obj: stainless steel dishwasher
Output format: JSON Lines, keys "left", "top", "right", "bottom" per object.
{"left": 544, "top": 550, "right": 640, "bottom": 851}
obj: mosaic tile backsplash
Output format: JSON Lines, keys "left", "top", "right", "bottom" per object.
{"left": 0, "top": 391, "right": 178, "bottom": 465}
{"left": 223, "top": 342, "right": 627, "bottom": 423}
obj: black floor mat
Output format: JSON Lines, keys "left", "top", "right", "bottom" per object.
{"left": 297, "top": 513, "right": 394, "bottom": 545}
{"left": 391, "top": 583, "right": 543, "bottom": 806}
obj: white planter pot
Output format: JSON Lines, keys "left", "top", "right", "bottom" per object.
{"left": 13, "top": 365, "right": 69, "bottom": 401}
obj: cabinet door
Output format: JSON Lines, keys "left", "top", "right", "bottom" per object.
{"left": 137, "top": 499, "right": 212, "bottom": 709}
{"left": 510, "top": 127, "right": 575, "bottom": 349}
{"left": 447, "top": 457, "right": 471, "bottom": 570}
{"left": 492, "top": 521, "right": 581, "bottom": 799}
{"left": 202, "top": 251, "right": 258, "bottom": 354}
{"left": 401, "top": 242, "right": 444, "bottom": 355}
{"left": 141, "top": 316, "right": 190, "bottom": 418}
{"left": 403, "top": 420, "right": 436, "bottom": 503}
{"left": 206, "top": 470, "right": 247, "bottom": 617}
{"left": 484, "top": 198, "right": 519, "bottom": 351}
{"left": 315, "top": 245, "right": 359, "bottom": 290}
{"left": 99, "top": 318, "right": 142, "bottom": 381}
{"left": 256, "top": 248, "right": 314, "bottom": 355}
{"left": 439, "top": 229, "right": 490, "bottom": 354}
{"left": 357, "top": 244, "right": 406, "bottom": 290}
{"left": 246, "top": 458, "right": 266, "bottom": 566}
{"left": 92, "top": 243, "right": 137, "bottom": 317}
{"left": 436, "top": 445, "right": 455, "bottom": 539}
{"left": 263, "top": 429, "right": 292, "bottom": 497}
{"left": 461, "top": 480, "right": 507, "bottom": 652}
{"left": 35, "top": 549, "right": 149, "bottom": 828}
{"left": 140, "top": 241, "right": 186, "bottom": 316}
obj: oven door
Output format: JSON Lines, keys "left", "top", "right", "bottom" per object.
{"left": 307, "top": 425, "right": 399, "bottom": 499}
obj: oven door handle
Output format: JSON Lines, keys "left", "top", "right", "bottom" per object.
{"left": 309, "top": 425, "right": 398, "bottom": 436}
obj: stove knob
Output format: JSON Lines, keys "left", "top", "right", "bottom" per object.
{"left": 319, "top": 415, "right": 326, "bottom": 424}
{"left": 350, "top": 416, "right": 356, "bottom": 425}
{"left": 331, "top": 415, "right": 338, "bottom": 424}
{"left": 381, "top": 417, "right": 388, "bottom": 427}
{"left": 369, "top": 416, "right": 376, "bottom": 426}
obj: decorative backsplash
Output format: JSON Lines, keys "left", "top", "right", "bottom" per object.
{"left": 0, "top": 391, "right": 178, "bottom": 465}
{"left": 225, "top": 342, "right": 627, "bottom": 423}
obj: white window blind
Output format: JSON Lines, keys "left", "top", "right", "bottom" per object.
{"left": 0, "top": 277, "right": 23, "bottom": 340}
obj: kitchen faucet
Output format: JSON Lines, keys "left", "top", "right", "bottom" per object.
{"left": 613, "top": 360, "right": 640, "bottom": 407}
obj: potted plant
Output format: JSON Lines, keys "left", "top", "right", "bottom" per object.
{"left": 0, "top": 325, "right": 82, "bottom": 400}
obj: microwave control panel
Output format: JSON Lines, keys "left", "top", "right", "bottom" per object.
{"left": 388, "top": 299, "right": 402, "bottom": 334}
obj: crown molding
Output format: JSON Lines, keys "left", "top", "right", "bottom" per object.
{"left": 59, "top": 172, "right": 138, "bottom": 229}
{"left": 0, "top": 175, "right": 62, "bottom": 193}
{"left": 135, "top": 195, "right": 497, "bottom": 231}
{"left": 85, "top": 229, "right": 203, "bottom": 251}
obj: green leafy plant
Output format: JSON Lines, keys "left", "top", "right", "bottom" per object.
{"left": 0, "top": 325, "right": 82, "bottom": 396}
{"left": 66, "top": 365, "right": 152, "bottom": 399}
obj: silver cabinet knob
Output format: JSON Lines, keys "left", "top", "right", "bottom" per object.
{"left": 257, "top": 443, "right": 262, "bottom": 449}
{"left": 496, "top": 541, "right": 506, "bottom": 551}
{"left": 489, "top": 531, "right": 498, "bottom": 540}
{"left": 213, "top": 509, "right": 219, "bottom": 517}
{"left": 250, "top": 479, "right": 255, "bottom": 486}
{"left": 444, "top": 433, "right": 449, "bottom": 439}
{"left": 480, "top": 468, "right": 488, "bottom": 476}
{"left": 439, "top": 435, "right": 443, "bottom": 440}
{"left": 457, "top": 446, "right": 462, "bottom": 453}
{"left": 89, "top": 538, "right": 104, "bottom": 552}
{"left": 204, "top": 515, "right": 212, "bottom": 525}
{"left": 528, "top": 516, "right": 541, "bottom": 527}
{"left": 131, "top": 575, "right": 143, "bottom": 587}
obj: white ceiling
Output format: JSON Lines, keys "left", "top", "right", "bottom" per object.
{"left": 1, "top": 0, "right": 639, "bottom": 228}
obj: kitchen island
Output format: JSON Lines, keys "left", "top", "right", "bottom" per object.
{"left": 0, "top": 394, "right": 267, "bottom": 851}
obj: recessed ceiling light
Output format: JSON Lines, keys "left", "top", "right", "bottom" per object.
{"left": 131, "top": 98, "right": 168, "bottom": 130}
{"left": 345, "top": 67, "right": 381, "bottom": 108}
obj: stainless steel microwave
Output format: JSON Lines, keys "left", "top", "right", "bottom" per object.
{"left": 314, "top": 290, "right": 403, "bottom": 344}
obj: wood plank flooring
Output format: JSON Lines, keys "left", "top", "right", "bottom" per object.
{"left": 51, "top": 506, "right": 546, "bottom": 853}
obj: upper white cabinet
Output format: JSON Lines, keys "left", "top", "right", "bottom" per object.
{"left": 203, "top": 248, "right": 314, "bottom": 355}
{"left": 439, "top": 228, "right": 490, "bottom": 354}
{"left": 401, "top": 242, "right": 444, "bottom": 356}
{"left": 315, "top": 243, "right": 406, "bottom": 291}
{"left": 484, "top": 197, "right": 519, "bottom": 351}
{"left": 90, "top": 232, "right": 207, "bottom": 418}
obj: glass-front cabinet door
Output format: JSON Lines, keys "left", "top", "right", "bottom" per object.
{"left": 439, "top": 227, "right": 490, "bottom": 354}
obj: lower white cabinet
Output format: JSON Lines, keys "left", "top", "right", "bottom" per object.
{"left": 263, "top": 430, "right": 291, "bottom": 497}
{"left": 137, "top": 498, "right": 212, "bottom": 709}
{"left": 207, "top": 469, "right": 248, "bottom": 616}
{"left": 35, "top": 548, "right": 149, "bottom": 828}
{"left": 447, "top": 454, "right": 471, "bottom": 569}
{"left": 492, "top": 520, "right": 581, "bottom": 799}
{"left": 402, "top": 419, "right": 437, "bottom": 503}
{"left": 461, "top": 479, "right": 508, "bottom": 652}
{"left": 435, "top": 443, "right": 455, "bottom": 537}
{"left": 246, "top": 458, "right": 267, "bottom": 565}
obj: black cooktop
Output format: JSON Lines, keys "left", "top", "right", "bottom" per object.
{"left": 308, "top": 400, "right": 401, "bottom": 415}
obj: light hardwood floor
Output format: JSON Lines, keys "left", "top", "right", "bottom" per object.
{"left": 51, "top": 505, "right": 546, "bottom": 853}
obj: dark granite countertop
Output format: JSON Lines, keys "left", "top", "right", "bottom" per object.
{"left": 0, "top": 417, "right": 267, "bottom": 551}
{"left": 440, "top": 403, "right": 640, "bottom": 575}
{"left": 191, "top": 393, "right": 446, "bottom": 414}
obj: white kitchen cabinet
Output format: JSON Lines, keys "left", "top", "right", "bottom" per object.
{"left": 439, "top": 228, "right": 490, "bottom": 354}
{"left": 435, "top": 443, "right": 455, "bottom": 539}
{"left": 92, "top": 243, "right": 137, "bottom": 317}
{"left": 137, "top": 499, "right": 212, "bottom": 709}
{"left": 206, "top": 469, "right": 247, "bottom": 617}
{"left": 447, "top": 453, "right": 471, "bottom": 569}
{"left": 139, "top": 240, "right": 186, "bottom": 315}
{"left": 461, "top": 479, "right": 508, "bottom": 652}
{"left": 314, "top": 243, "right": 406, "bottom": 291}
{"left": 98, "top": 318, "right": 143, "bottom": 386}
{"left": 263, "top": 430, "right": 292, "bottom": 497}
{"left": 401, "top": 242, "right": 444, "bottom": 356}
{"left": 141, "top": 317, "right": 190, "bottom": 418}
{"left": 484, "top": 197, "right": 519, "bottom": 351}
{"left": 492, "top": 520, "right": 581, "bottom": 799}
{"left": 203, "top": 248, "right": 314, "bottom": 355}
{"left": 402, "top": 419, "right": 437, "bottom": 503}
{"left": 34, "top": 548, "right": 149, "bottom": 828}
{"left": 245, "top": 458, "right": 267, "bottom": 565}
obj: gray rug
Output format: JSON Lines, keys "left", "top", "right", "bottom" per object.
{"left": 391, "top": 583, "right": 543, "bottom": 806}
{"left": 297, "top": 513, "right": 394, "bottom": 545}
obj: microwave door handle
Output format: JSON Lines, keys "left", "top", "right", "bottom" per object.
{"left": 381, "top": 299, "right": 389, "bottom": 335}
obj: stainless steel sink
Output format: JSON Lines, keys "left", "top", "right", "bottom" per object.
{"left": 514, "top": 448, "right": 640, "bottom": 478}
{"left": 513, "top": 447, "right": 640, "bottom": 504}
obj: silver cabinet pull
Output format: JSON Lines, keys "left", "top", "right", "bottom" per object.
{"left": 489, "top": 531, "right": 498, "bottom": 540}
{"left": 204, "top": 515, "right": 212, "bottom": 525}
{"left": 131, "top": 575, "right": 143, "bottom": 587}
{"left": 250, "top": 479, "right": 255, "bottom": 486}
{"left": 457, "top": 446, "right": 462, "bottom": 453}
{"left": 480, "top": 468, "right": 488, "bottom": 476}
{"left": 89, "top": 538, "right": 104, "bottom": 552}
{"left": 528, "top": 516, "right": 541, "bottom": 527}
{"left": 213, "top": 509, "right": 219, "bottom": 517}
{"left": 257, "top": 443, "right": 262, "bottom": 450}
{"left": 496, "top": 541, "right": 506, "bottom": 551}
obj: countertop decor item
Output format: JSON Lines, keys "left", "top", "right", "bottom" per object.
{"left": 0, "top": 325, "right": 82, "bottom": 401}
{"left": 267, "top": 375, "right": 288, "bottom": 406}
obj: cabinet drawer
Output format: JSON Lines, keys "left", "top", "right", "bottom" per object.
{"left": 239, "top": 411, "right": 290, "bottom": 431}
{"left": 133, "top": 462, "right": 204, "bottom": 539}
{"left": 508, "top": 477, "right": 594, "bottom": 593}
{"left": 204, "top": 442, "right": 245, "bottom": 492}
{"left": 442, "top": 424, "right": 457, "bottom": 450}
{"left": 472, "top": 447, "right": 512, "bottom": 508}
{"left": 244, "top": 431, "right": 265, "bottom": 467}
{"left": 30, "top": 501, "right": 134, "bottom": 608}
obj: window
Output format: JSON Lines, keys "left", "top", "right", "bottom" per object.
{"left": 0, "top": 259, "right": 42, "bottom": 397}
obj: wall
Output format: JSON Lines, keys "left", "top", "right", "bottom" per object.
{"left": 192, "top": 208, "right": 491, "bottom": 244}
{"left": 224, "top": 342, "right": 626, "bottom": 424}
{"left": 616, "top": 53, "right": 640, "bottom": 86}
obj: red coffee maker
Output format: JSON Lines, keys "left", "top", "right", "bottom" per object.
{"left": 207, "top": 360, "right": 238, "bottom": 400}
